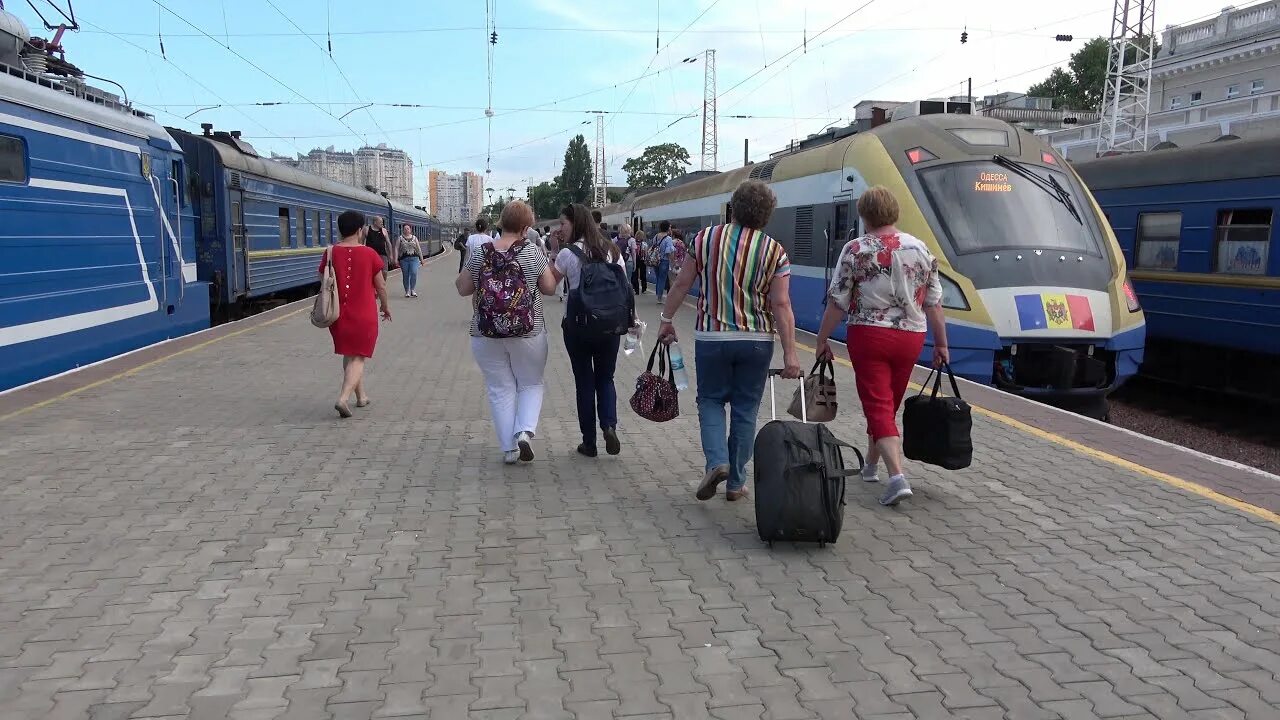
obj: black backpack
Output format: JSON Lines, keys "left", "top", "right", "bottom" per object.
{"left": 565, "top": 245, "right": 634, "bottom": 337}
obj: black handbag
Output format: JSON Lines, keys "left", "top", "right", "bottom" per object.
{"left": 902, "top": 363, "right": 973, "bottom": 470}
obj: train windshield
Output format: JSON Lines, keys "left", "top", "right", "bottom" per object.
{"left": 918, "top": 161, "right": 1101, "bottom": 255}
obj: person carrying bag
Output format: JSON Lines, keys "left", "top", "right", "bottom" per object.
{"left": 903, "top": 363, "right": 972, "bottom": 470}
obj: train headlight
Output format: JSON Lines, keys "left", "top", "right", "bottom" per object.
{"left": 940, "top": 273, "right": 970, "bottom": 310}
{"left": 1122, "top": 278, "right": 1141, "bottom": 312}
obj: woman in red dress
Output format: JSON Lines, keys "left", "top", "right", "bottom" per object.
{"left": 320, "top": 210, "right": 392, "bottom": 418}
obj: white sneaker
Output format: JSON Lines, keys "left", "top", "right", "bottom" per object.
{"left": 503, "top": 450, "right": 520, "bottom": 464}
{"left": 404, "top": 292, "right": 411, "bottom": 298}
{"left": 515, "top": 432, "right": 534, "bottom": 461}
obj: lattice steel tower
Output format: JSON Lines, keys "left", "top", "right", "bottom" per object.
{"left": 592, "top": 113, "right": 607, "bottom": 208}
{"left": 1097, "top": 0, "right": 1156, "bottom": 155}
{"left": 700, "top": 49, "right": 718, "bottom": 171}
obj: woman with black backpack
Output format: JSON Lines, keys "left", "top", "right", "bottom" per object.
{"left": 549, "top": 203, "right": 633, "bottom": 458}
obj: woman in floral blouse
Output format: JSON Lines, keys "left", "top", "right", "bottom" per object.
{"left": 815, "top": 186, "right": 949, "bottom": 507}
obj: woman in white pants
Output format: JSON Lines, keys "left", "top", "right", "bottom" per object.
{"left": 457, "top": 201, "right": 559, "bottom": 464}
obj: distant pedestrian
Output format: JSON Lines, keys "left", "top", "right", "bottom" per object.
{"left": 454, "top": 231, "right": 468, "bottom": 272}
{"left": 322, "top": 209, "right": 392, "bottom": 418}
{"left": 633, "top": 230, "right": 649, "bottom": 295}
{"left": 550, "top": 203, "right": 631, "bottom": 458}
{"left": 650, "top": 220, "right": 676, "bottom": 303}
{"left": 616, "top": 224, "right": 637, "bottom": 289}
{"left": 815, "top": 186, "right": 949, "bottom": 507}
{"left": 657, "top": 180, "right": 802, "bottom": 502}
{"left": 456, "top": 201, "right": 558, "bottom": 464}
{"left": 366, "top": 216, "right": 392, "bottom": 280}
{"left": 466, "top": 218, "right": 493, "bottom": 257}
{"left": 395, "top": 223, "right": 423, "bottom": 298}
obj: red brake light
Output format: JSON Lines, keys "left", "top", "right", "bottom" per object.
{"left": 1041, "top": 151, "right": 1057, "bottom": 165}
{"left": 1122, "top": 279, "right": 1140, "bottom": 312}
{"left": 906, "top": 147, "right": 937, "bottom": 165}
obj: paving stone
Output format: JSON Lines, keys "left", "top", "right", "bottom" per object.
{"left": 4, "top": 257, "right": 1280, "bottom": 720}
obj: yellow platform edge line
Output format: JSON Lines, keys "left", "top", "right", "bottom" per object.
{"left": 0, "top": 248, "right": 452, "bottom": 424}
{"left": 790, "top": 338, "right": 1280, "bottom": 526}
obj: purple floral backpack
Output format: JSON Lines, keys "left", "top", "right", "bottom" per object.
{"left": 477, "top": 241, "right": 535, "bottom": 339}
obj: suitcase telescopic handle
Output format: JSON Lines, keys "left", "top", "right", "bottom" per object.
{"left": 767, "top": 370, "right": 806, "bottom": 423}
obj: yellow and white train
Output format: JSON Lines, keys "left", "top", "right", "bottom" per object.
{"left": 602, "top": 111, "right": 1145, "bottom": 414}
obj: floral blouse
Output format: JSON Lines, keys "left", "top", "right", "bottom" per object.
{"left": 827, "top": 231, "right": 942, "bottom": 332}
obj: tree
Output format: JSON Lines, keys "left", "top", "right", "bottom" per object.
{"left": 622, "top": 143, "right": 691, "bottom": 190}
{"left": 560, "top": 135, "right": 593, "bottom": 204}
{"left": 607, "top": 189, "right": 625, "bottom": 203}
{"left": 1027, "top": 36, "right": 1157, "bottom": 111}
{"left": 527, "top": 181, "right": 565, "bottom": 220}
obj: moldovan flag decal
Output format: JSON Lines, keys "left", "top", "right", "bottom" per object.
{"left": 1015, "top": 293, "right": 1095, "bottom": 331}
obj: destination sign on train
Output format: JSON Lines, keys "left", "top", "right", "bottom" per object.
{"left": 974, "top": 171, "right": 1013, "bottom": 193}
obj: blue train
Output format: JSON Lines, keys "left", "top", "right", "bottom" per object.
{"left": 170, "top": 125, "right": 440, "bottom": 320}
{"left": 0, "top": 17, "right": 439, "bottom": 392}
{"left": 1075, "top": 138, "right": 1280, "bottom": 402}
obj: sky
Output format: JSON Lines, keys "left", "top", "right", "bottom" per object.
{"left": 16, "top": 0, "right": 1216, "bottom": 207}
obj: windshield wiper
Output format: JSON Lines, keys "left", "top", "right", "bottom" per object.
{"left": 992, "top": 154, "right": 1083, "bottom": 225}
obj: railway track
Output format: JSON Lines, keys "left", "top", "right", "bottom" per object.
{"left": 1108, "top": 377, "right": 1280, "bottom": 474}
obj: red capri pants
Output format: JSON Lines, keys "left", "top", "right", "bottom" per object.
{"left": 847, "top": 324, "right": 926, "bottom": 441}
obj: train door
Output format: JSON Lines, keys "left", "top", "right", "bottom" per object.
{"left": 147, "top": 155, "right": 173, "bottom": 312}
{"left": 826, "top": 194, "right": 855, "bottom": 292}
{"left": 230, "top": 190, "right": 248, "bottom": 296}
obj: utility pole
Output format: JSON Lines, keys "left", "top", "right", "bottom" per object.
{"left": 700, "top": 49, "right": 718, "bottom": 172}
{"left": 592, "top": 113, "right": 607, "bottom": 208}
{"left": 1098, "top": 0, "right": 1156, "bottom": 155}
{"left": 743, "top": 138, "right": 749, "bottom": 167}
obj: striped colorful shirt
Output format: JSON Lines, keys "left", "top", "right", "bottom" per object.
{"left": 693, "top": 223, "right": 791, "bottom": 340}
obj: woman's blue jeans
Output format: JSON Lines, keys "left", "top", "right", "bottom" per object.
{"left": 400, "top": 256, "right": 421, "bottom": 294}
{"left": 694, "top": 339, "right": 773, "bottom": 491}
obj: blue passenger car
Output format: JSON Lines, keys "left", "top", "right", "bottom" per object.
{"left": 1075, "top": 139, "right": 1280, "bottom": 400}
{"left": 0, "top": 59, "right": 209, "bottom": 392}
{"left": 170, "top": 126, "right": 439, "bottom": 316}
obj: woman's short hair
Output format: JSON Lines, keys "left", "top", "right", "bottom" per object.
{"left": 730, "top": 180, "right": 777, "bottom": 230}
{"left": 500, "top": 200, "right": 535, "bottom": 234}
{"left": 337, "top": 210, "right": 366, "bottom": 237}
{"left": 635, "top": 230, "right": 647, "bottom": 241}
{"left": 857, "top": 186, "right": 900, "bottom": 228}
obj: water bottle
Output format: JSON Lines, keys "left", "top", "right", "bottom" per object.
{"left": 623, "top": 321, "right": 646, "bottom": 356}
{"left": 668, "top": 341, "right": 690, "bottom": 391}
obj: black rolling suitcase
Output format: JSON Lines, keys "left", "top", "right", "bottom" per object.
{"left": 754, "top": 370, "right": 863, "bottom": 547}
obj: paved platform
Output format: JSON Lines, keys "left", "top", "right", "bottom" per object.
{"left": 3, "top": 250, "right": 1280, "bottom": 720}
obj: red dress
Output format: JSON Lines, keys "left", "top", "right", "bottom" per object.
{"left": 320, "top": 244, "right": 381, "bottom": 357}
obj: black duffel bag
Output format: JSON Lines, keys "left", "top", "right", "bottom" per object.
{"left": 903, "top": 363, "right": 973, "bottom": 470}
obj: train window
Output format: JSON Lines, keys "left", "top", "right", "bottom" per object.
{"left": 313, "top": 210, "right": 321, "bottom": 246}
{"left": 170, "top": 160, "right": 184, "bottom": 205}
{"left": 278, "top": 208, "right": 290, "bottom": 248}
{"left": 1214, "top": 209, "right": 1271, "bottom": 275}
{"left": 296, "top": 206, "right": 306, "bottom": 247}
{"left": 918, "top": 161, "right": 1100, "bottom": 255}
{"left": 1135, "top": 212, "right": 1181, "bottom": 270}
{"left": 0, "top": 135, "right": 26, "bottom": 183}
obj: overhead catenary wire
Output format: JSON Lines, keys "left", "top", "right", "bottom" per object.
{"left": 613, "top": 0, "right": 882, "bottom": 163}
{"left": 149, "top": 0, "right": 371, "bottom": 146}
{"left": 262, "top": 0, "right": 392, "bottom": 146}
{"left": 78, "top": 16, "right": 306, "bottom": 155}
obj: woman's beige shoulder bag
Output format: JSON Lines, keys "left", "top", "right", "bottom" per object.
{"left": 311, "top": 247, "right": 341, "bottom": 328}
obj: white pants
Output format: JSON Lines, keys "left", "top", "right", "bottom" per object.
{"left": 471, "top": 333, "right": 549, "bottom": 452}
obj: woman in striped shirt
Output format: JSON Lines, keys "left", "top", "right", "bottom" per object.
{"left": 657, "top": 180, "right": 802, "bottom": 502}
